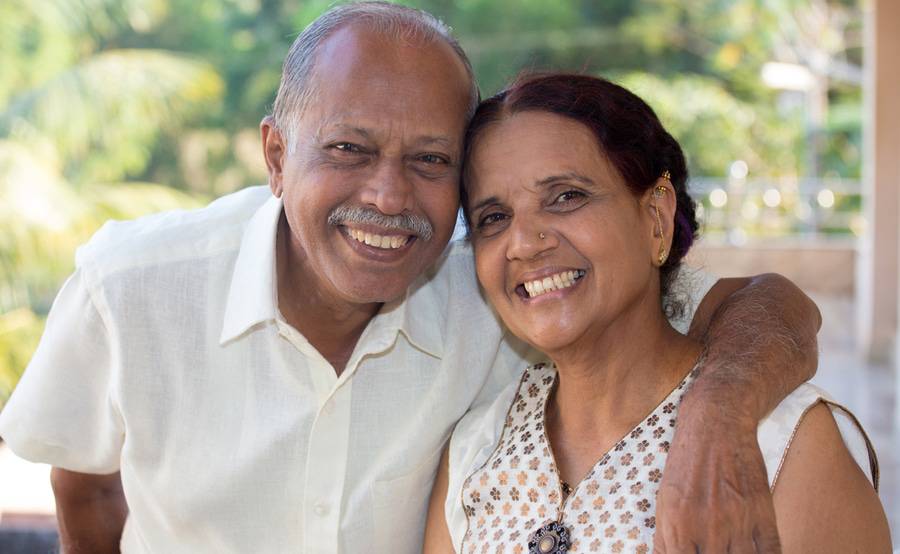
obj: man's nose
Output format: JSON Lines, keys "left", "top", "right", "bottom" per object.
{"left": 506, "top": 216, "right": 557, "bottom": 261}
{"left": 359, "top": 159, "right": 415, "bottom": 216}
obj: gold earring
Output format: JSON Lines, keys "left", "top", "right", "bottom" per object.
{"left": 661, "top": 170, "right": 671, "bottom": 181}
{"left": 654, "top": 204, "right": 667, "bottom": 265}
{"left": 653, "top": 185, "right": 667, "bottom": 198}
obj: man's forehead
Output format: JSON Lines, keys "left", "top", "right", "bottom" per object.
{"left": 295, "top": 24, "right": 472, "bottom": 144}
{"left": 310, "top": 23, "right": 470, "bottom": 96}
{"left": 313, "top": 119, "right": 460, "bottom": 147}
{"left": 319, "top": 22, "right": 451, "bottom": 63}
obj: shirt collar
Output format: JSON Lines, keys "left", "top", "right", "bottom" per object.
{"left": 371, "top": 267, "right": 446, "bottom": 360}
{"left": 220, "top": 194, "right": 446, "bottom": 359}
{"left": 219, "top": 194, "right": 282, "bottom": 345}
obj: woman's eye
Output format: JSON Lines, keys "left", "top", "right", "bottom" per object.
{"left": 477, "top": 212, "right": 507, "bottom": 228}
{"left": 553, "top": 190, "right": 586, "bottom": 204}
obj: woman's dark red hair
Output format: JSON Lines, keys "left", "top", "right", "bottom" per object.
{"left": 461, "top": 73, "right": 699, "bottom": 310}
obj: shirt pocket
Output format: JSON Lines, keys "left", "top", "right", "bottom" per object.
{"left": 371, "top": 447, "right": 442, "bottom": 554}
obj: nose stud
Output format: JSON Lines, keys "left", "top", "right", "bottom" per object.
{"left": 539, "top": 232, "right": 546, "bottom": 240}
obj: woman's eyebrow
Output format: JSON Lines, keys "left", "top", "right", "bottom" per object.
{"left": 468, "top": 196, "right": 501, "bottom": 214}
{"left": 535, "top": 172, "right": 597, "bottom": 188}
{"left": 468, "top": 171, "right": 598, "bottom": 212}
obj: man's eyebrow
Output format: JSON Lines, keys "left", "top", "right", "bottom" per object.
{"left": 314, "top": 125, "right": 454, "bottom": 150}
{"left": 535, "top": 172, "right": 597, "bottom": 188}
{"left": 315, "top": 123, "right": 375, "bottom": 141}
{"left": 415, "top": 135, "right": 453, "bottom": 148}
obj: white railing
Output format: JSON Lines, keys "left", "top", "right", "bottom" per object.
{"left": 687, "top": 176, "right": 862, "bottom": 244}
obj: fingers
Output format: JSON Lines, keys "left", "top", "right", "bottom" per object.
{"left": 653, "top": 495, "right": 781, "bottom": 554}
{"left": 728, "top": 535, "right": 758, "bottom": 554}
{"left": 750, "top": 484, "right": 782, "bottom": 554}
{"left": 652, "top": 520, "right": 668, "bottom": 553}
{"left": 654, "top": 527, "right": 781, "bottom": 554}
{"left": 752, "top": 524, "right": 783, "bottom": 554}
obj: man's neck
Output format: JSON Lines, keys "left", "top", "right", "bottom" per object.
{"left": 275, "top": 218, "right": 382, "bottom": 376}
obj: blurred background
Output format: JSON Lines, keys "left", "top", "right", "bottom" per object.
{"left": 1, "top": 0, "right": 898, "bottom": 550}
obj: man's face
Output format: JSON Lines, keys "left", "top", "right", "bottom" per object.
{"left": 264, "top": 25, "right": 471, "bottom": 306}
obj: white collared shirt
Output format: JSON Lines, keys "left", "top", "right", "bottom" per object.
{"left": 0, "top": 186, "right": 714, "bottom": 553}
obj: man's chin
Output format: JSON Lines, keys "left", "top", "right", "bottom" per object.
{"left": 336, "top": 276, "right": 415, "bottom": 306}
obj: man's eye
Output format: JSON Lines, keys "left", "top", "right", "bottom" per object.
{"left": 418, "top": 153, "right": 449, "bottom": 165}
{"left": 333, "top": 142, "right": 362, "bottom": 153}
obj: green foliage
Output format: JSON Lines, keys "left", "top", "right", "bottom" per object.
{"left": 0, "top": 0, "right": 864, "bottom": 408}
{"left": 0, "top": 309, "right": 45, "bottom": 408}
{"left": 617, "top": 72, "right": 804, "bottom": 177}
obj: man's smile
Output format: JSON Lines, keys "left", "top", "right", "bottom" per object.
{"left": 346, "top": 227, "right": 411, "bottom": 249}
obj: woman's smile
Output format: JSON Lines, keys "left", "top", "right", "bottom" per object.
{"left": 515, "top": 268, "right": 587, "bottom": 300}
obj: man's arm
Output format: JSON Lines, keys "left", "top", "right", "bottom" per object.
{"left": 655, "top": 273, "right": 820, "bottom": 553}
{"left": 51, "top": 468, "right": 128, "bottom": 554}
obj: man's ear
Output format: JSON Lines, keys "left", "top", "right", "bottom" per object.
{"left": 260, "top": 115, "right": 286, "bottom": 198}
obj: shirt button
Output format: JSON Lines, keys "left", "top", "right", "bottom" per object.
{"left": 313, "top": 502, "right": 329, "bottom": 516}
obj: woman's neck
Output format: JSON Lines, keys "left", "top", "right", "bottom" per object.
{"left": 544, "top": 296, "right": 703, "bottom": 482}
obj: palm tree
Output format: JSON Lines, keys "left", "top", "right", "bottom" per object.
{"left": 0, "top": 0, "right": 219, "bottom": 406}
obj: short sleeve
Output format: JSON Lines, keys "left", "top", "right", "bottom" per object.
{"left": 0, "top": 269, "right": 124, "bottom": 474}
{"left": 667, "top": 266, "right": 719, "bottom": 335}
{"left": 758, "top": 383, "right": 878, "bottom": 490}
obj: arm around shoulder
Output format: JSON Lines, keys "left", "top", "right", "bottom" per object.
{"left": 772, "top": 402, "right": 891, "bottom": 553}
{"left": 685, "top": 272, "right": 821, "bottom": 422}
{"left": 654, "top": 272, "right": 824, "bottom": 552}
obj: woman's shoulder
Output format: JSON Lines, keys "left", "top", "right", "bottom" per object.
{"left": 765, "top": 386, "right": 891, "bottom": 551}
{"left": 757, "top": 382, "right": 878, "bottom": 490}
{"left": 448, "top": 362, "right": 554, "bottom": 473}
{"left": 443, "top": 362, "right": 554, "bottom": 549}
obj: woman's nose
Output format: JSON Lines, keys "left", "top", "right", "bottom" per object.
{"left": 506, "top": 218, "right": 557, "bottom": 261}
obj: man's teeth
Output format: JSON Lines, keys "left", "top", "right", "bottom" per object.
{"left": 348, "top": 228, "right": 409, "bottom": 249}
{"left": 523, "top": 270, "right": 585, "bottom": 298}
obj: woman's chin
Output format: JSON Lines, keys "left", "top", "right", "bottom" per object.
{"left": 517, "top": 326, "right": 581, "bottom": 355}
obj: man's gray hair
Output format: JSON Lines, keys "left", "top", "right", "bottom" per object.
{"left": 271, "top": 1, "right": 480, "bottom": 149}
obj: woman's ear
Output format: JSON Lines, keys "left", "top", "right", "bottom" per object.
{"left": 641, "top": 177, "right": 677, "bottom": 266}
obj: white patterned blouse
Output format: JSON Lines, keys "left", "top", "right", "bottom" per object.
{"left": 445, "top": 363, "right": 878, "bottom": 554}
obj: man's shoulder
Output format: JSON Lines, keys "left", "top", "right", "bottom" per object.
{"left": 426, "top": 238, "right": 476, "bottom": 278}
{"left": 413, "top": 238, "right": 480, "bottom": 300}
{"left": 76, "top": 186, "right": 271, "bottom": 278}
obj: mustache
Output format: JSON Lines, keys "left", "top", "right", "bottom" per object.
{"left": 327, "top": 205, "right": 434, "bottom": 242}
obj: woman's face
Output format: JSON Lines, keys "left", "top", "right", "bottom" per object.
{"left": 466, "top": 111, "right": 666, "bottom": 354}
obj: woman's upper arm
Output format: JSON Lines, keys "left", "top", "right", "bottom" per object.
{"left": 423, "top": 445, "right": 456, "bottom": 554}
{"left": 772, "top": 402, "right": 891, "bottom": 553}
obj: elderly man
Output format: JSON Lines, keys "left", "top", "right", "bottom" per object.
{"left": 0, "top": 3, "right": 819, "bottom": 553}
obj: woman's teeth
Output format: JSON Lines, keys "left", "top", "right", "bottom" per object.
{"left": 348, "top": 228, "right": 409, "bottom": 249}
{"left": 523, "top": 270, "right": 585, "bottom": 298}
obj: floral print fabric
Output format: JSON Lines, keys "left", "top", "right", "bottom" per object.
{"left": 459, "top": 362, "right": 699, "bottom": 553}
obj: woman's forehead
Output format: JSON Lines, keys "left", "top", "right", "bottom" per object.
{"left": 467, "top": 112, "right": 616, "bottom": 196}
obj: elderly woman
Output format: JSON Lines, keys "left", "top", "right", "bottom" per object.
{"left": 424, "top": 74, "right": 890, "bottom": 553}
